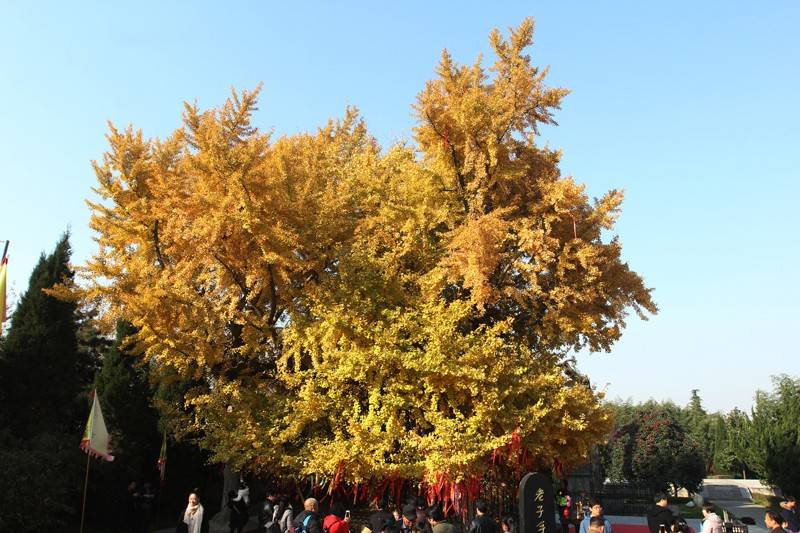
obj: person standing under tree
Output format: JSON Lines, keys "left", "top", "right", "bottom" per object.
{"left": 179, "top": 492, "right": 209, "bottom": 533}
{"left": 557, "top": 482, "right": 572, "bottom": 533}
{"left": 500, "top": 515, "right": 517, "bottom": 533}
{"left": 647, "top": 494, "right": 675, "bottom": 533}
{"left": 429, "top": 506, "right": 455, "bottom": 533}
{"left": 227, "top": 489, "right": 248, "bottom": 533}
{"left": 126, "top": 481, "right": 142, "bottom": 533}
{"left": 468, "top": 500, "right": 496, "bottom": 533}
{"left": 323, "top": 503, "right": 351, "bottom": 533}
{"left": 370, "top": 499, "right": 394, "bottom": 533}
{"left": 579, "top": 498, "right": 612, "bottom": 533}
{"left": 293, "top": 498, "right": 323, "bottom": 533}
{"left": 780, "top": 497, "right": 799, "bottom": 533}
{"left": 275, "top": 495, "right": 295, "bottom": 533}
{"left": 260, "top": 491, "right": 279, "bottom": 530}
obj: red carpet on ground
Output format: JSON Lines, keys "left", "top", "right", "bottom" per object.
{"left": 563, "top": 521, "right": 650, "bottom": 533}
{"left": 611, "top": 525, "right": 650, "bottom": 533}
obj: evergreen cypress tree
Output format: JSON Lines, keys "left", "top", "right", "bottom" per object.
{"left": 0, "top": 233, "right": 80, "bottom": 435}
{"left": 0, "top": 233, "right": 86, "bottom": 531}
{"left": 750, "top": 375, "right": 800, "bottom": 495}
{"left": 684, "top": 390, "right": 714, "bottom": 473}
{"left": 96, "top": 320, "right": 160, "bottom": 478}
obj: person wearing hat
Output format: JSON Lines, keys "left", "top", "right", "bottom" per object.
{"left": 402, "top": 504, "right": 419, "bottom": 533}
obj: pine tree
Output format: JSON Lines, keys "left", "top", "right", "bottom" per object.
{"left": 75, "top": 304, "right": 111, "bottom": 387}
{"left": 749, "top": 375, "right": 800, "bottom": 495}
{"left": 0, "top": 233, "right": 85, "bottom": 531}
{"left": 95, "top": 320, "right": 160, "bottom": 478}
{"left": 0, "top": 233, "right": 80, "bottom": 435}
{"left": 684, "top": 390, "right": 713, "bottom": 473}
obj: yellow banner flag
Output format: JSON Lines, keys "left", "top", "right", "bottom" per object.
{"left": 0, "top": 256, "right": 7, "bottom": 324}
{"left": 80, "top": 391, "right": 114, "bottom": 461}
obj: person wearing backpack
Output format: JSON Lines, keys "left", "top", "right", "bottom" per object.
{"left": 294, "top": 498, "right": 323, "bottom": 533}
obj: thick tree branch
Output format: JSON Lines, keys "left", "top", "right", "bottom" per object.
{"left": 425, "top": 111, "right": 470, "bottom": 214}
{"left": 153, "top": 220, "right": 167, "bottom": 269}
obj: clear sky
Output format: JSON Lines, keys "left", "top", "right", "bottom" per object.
{"left": 2, "top": 1, "right": 798, "bottom": 414}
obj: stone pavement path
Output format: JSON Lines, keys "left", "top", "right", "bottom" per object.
{"left": 704, "top": 485, "right": 752, "bottom": 501}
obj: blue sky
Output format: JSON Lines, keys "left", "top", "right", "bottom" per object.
{"left": 1, "top": 1, "right": 798, "bottom": 413}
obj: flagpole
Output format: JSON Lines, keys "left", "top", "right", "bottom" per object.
{"left": 79, "top": 450, "right": 91, "bottom": 533}
{"left": 1, "top": 240, "right": 8, "bottom": 330}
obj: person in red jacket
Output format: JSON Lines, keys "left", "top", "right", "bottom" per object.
{"left": 324, "top": 503, "right": 351, "bottom": 533}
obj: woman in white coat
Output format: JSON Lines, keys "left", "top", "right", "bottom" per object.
{"left": 701, "top": 503, "right": 723, "bottom": 533}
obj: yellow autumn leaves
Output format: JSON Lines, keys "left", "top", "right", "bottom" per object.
{"left": 81, "top": 19, "right": 655, "bottom": 484}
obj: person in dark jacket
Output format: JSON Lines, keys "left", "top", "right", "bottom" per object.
{"left": 227, "top": 489, "right": 249, "bottom": 533}
{"left": 468, "top": 500, "right": 496, "bottom": 533}
{"left": 416, "top": 501, "right": 432, "bottom": 533}
{"left": 293, "top": 498, "right": 323, "bottom": 533}
{"left": 370, "top": 499, "right": 394, "bottom": 533}
{"left": 500, "top": 515, "right": 517, "bottom": 533}
{"left": 126, "top": 481, "right": 142, "bottom": 533}
{"left": 647, "top": 494, "right": 675, "bottom": 533}
{"left": 402, "top": 504, "right": 419, "bottom": 533}
{"left": 781, "top": 497, "right": 799, "bottom": 533}
{"left": 260, "top": 492, "right": 279, "bottom": 529}
{"left": 429, "top": 506, "right": 456, "bottom": 533}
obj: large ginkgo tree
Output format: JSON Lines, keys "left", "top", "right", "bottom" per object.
{"left": 80, "top": 19, "right": 656, "bottom": 500}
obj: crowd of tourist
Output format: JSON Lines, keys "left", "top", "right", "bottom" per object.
{"left": 135, "top": 481, "right": 798, "bottom": 533}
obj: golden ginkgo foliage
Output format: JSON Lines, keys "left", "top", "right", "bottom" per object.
{"left": 82, "top": 19, "right": 656, "bottom": 488}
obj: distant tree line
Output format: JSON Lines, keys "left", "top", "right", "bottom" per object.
{"left": 601, "top": 383, "right": 800, "bottom": 497}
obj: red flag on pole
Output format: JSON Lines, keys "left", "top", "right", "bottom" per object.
{"left": 157, "top": 431, "right": 167, "bottom": 485}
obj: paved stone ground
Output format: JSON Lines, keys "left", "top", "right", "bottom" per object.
{"left": 704, "top": 485, "right": 751, "bottom": 501}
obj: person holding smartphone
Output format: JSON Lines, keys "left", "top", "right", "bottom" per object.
{"left": 647, "top": 493, "right": 675, "bottom": 533}
{"left": 324, "top": 503, "right": 351, "bottom": 533}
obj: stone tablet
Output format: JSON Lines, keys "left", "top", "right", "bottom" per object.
{"left": 519, "top": 472, "right": 556, "bottom": 533}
